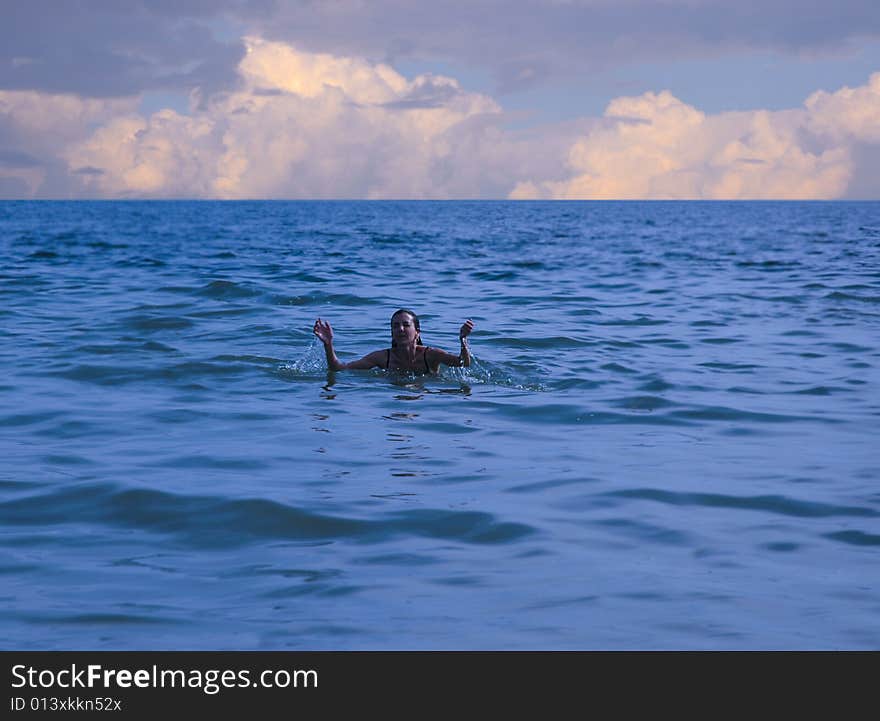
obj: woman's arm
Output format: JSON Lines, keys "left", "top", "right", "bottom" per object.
{"left": 428, "top": 319, "right": 475, "bottom": 368}
{"left": 457, "top": 319, "right": 473, "bottom": 367}
{"left": 313, "top": 318, "right": 384, "bottom": 370}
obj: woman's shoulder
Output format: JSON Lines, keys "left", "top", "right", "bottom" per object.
{"left": 363, "top": 348, "right": 390, "bottom": 362}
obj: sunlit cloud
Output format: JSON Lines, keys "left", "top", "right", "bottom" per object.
{"left": 59, "top": 37, "right": 510, "bottom": 199}
{"left": 805, "top": 71, "right": 880, "bottom": 143}
{"left": 511, "top": 74, "right": 880, "bottom": 199}
{"left": 0, "top": 36, "right": 879, "bottom": 199}
{"left": 0, "top": 90, "right": 137, "bottom": 196}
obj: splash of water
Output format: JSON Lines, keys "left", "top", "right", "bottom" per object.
{"left": 278, "top": 341, "right": 545, "bottom": 391}
{"left": 440, "top": 358, "right": 546, "bottom": 391}
{"left": 278, "top": 337, "right": 326, "bottom": 375}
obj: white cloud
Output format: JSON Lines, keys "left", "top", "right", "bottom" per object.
{"left": 509, "top": 79, "right": 880, "bottom": 199}
{"left": 64, "top": 111, "right": 220, "bottom": 197}
{"left": 1, "top": 38, "right": 879, "bottom": 199}
{"left": 61, "top": 37, "right": 509, "bottom": 198}
{"left": 0, "top": 90, "right": 137, "bottom": 196}
{"left": 0, "top": 90, "right": 136, "bottom": 140}
{"left": 806, "top": 72, "right": 880, "bottom": 143}
{"left": 238, "top": 37, "right": 409, "bottom": 103}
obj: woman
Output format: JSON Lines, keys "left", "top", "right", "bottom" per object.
{"left": 313, "top": 309, "right": 474, "bottom": 373}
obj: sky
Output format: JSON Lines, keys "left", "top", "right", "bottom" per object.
{"left": 1, "top": 0, "right": 879, "bottom": 199}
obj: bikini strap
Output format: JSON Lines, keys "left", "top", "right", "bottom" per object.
{"left": 424, "top": 347, "right": 431, "bottom": 372}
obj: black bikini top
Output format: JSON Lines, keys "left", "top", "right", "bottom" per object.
{"left": 386, "top": 347, "right": 431, "bottom": 372}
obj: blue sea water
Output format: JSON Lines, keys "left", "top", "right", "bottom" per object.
{"left": 1, "top": 200, "right": 878, "bottom": 650}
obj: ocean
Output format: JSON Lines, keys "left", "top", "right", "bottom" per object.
{"left": 1, "top": 200, "right": 878, "bottom": 649}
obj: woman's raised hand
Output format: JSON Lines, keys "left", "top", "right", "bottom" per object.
{"left": 313, "top": 318, "right": 334, "bottom": 346}
{"left": 459, "top": 319, "right": 474, "bottom": 339}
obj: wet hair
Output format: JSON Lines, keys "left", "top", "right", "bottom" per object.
{"left": 390, "top": 308, "right": 422, "bottom": 347}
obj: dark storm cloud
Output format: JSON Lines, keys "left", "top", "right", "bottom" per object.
{"left": 72, "top": 166, "right": 105, "bottom": 175}
{"left": 0, "top": 0, "right": 267, "bottom": 97}
{"left": 248, "top": 1, "right": 880, "bottom": 92}
{"left": 0, "top": 148, "right": 42, "bottom": 167}
{"left": 0, "top": 175, "right": 30, "bottom": 197}
{"left": 5, "top": 1, "right": 877, "bottom": 98}
{"left": 382, "top": 77, "right": 468, "bottom": 109}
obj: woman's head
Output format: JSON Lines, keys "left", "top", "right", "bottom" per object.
{"left": 390, "top": 308, "right": 422, "bottom": 347}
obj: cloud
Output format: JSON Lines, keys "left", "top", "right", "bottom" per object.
{"left": 0, "top": 1, "right": 250, "bottom": 97}
{"left": 4, "top": 2, "right": 878, "bottom": 102}
{"left": 0, "top": 149, "right": 42, "bottom": 167}
{"left": 0, "top": 89, "right": 137, "bottom": 195}
{"left": 511, "top": 74, "right": 880, "bottom": 199}
{"left": 59, "top": 37, "right": 534, "bottom": 199}
{"left": 246, "top": 1, "right": 880, "bottom": 93}
{"left": 1, "top": 36, "right": 879, "bottom": 199}
{"left": 0, "top": 174, "right": 31, "bottom": 197}
{"left": 806, "top": 71, "right": 880, "bottom": 142}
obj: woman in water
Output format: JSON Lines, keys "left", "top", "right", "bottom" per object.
{"left": 314, "top": 309, "right": 474, "bottom": 373}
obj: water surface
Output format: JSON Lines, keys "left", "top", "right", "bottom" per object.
{"left": 1, "top": 200, "right": 878, "bottom": 649}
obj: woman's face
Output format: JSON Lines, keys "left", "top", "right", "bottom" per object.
{"left": 391, "top": 312, "right": 419, "bottom": 345}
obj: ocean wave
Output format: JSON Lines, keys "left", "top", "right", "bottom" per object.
{"left": 0, "top": 483, "right": 535, "bottom": 548}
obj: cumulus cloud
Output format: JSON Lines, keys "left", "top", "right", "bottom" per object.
{"left": 806, "top": 72, "right": 880, "bottom": 142}
{"left": 511, "top": 73, "right": 880, "bottom": 199}
{"left": 59, "top": 37, "right": 535, "bottom": 199}
{"left": 0, "top": 90, "right": 137, "bottom": 195}
{"left": 1, "top": 36, "right": 879, "bottom": 199}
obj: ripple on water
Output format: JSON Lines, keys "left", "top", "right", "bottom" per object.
{"left": 825, "top": 291, "right": 880, "bottom": 304}
{"left": 610, "top": 395, "right": 676, "bottom": 411}
{"left": 0, "top": 484, "right": 536, "bottom": 548}
{"left": 594, "top": 518, "right": 692, "bottom": 546}
{"left": 789, "top": 385, "right": 850, "bottom": 396}
{"left": 604, "top": 488, "right": 878, "bottom": 519}
{"left": 669, "top": 405, "right": 835, "bottom": 424}
{"left": 0, "top": 411, "right": 64, "bottom": 427}
{"left": 120, "top": 315, "right": 193, "bottom": 332}
{"left": 196, "top": 280, "right": 263, "bottom": 299}
{"left": 824, "top": 530, "right": 880, "bottom": 546}
{"left": 19, "top": 612, "right": 177, "bottom": 627}
{"left": 273, "top": 291, "right": 380, "bottom": 307}
{"left": 49, "top": 360, "right": 252, "bottom": 386}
